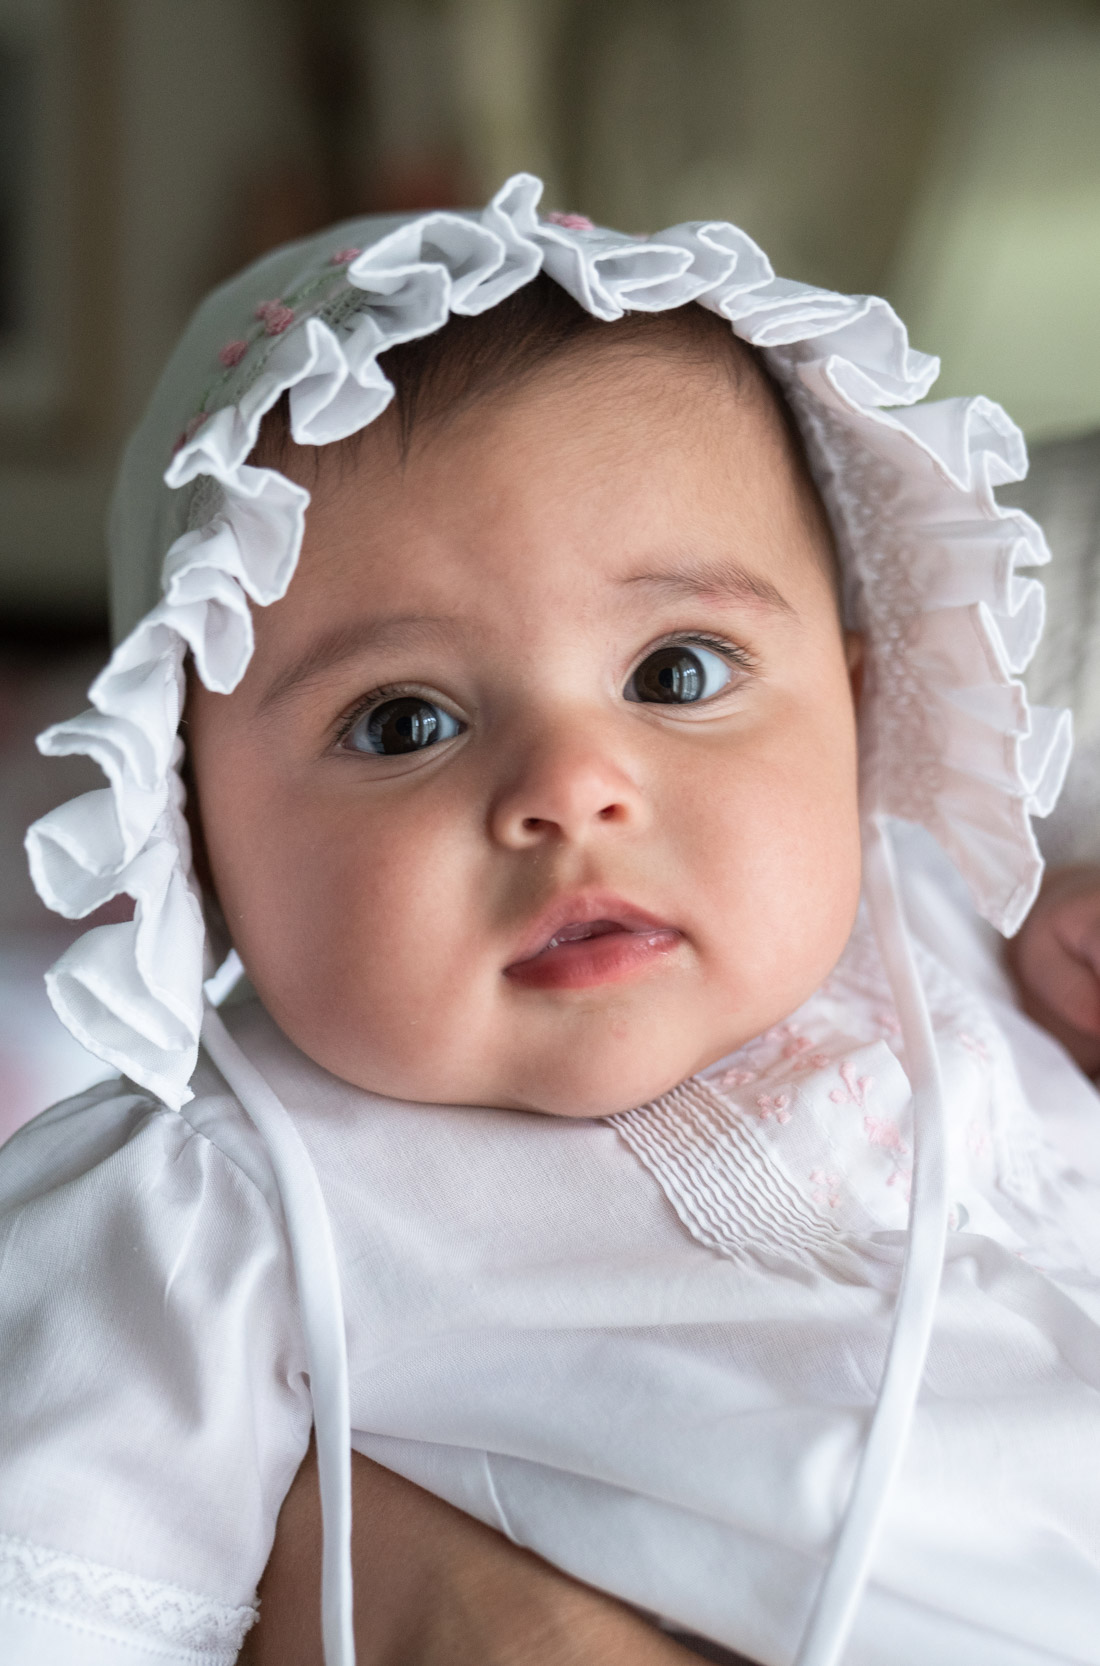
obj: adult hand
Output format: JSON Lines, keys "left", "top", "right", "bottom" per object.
{"left": 241, "top": 1443, "right": 709, "bottom": 1666}
{"left": 1008, "top": 864, "right": 1100, "bottom": 1077}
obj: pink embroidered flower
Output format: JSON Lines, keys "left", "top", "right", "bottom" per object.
{"left": 809, "top": 1169, "right": 841, "bottom": 1208}
{"left": 755, "top": 1092, "right": 791, "bottom": 1125}
{"left": 863, "top": 1115, "right": 907, "bottom": 1154}
{"left": 958, "top": 1030, "right": 990, "bottom": 1063}
{"left": 218, "top": 338, "right": 248, "bottom": 368}
{"left": 172, "top": 411, "right": 208, "bottom": 453}
{"left": 886, "top": 1168, "right": 912, "bottom": 1201}
{"left": 328, "top": 246, "right": 362, "bottom": 266}
{"left": 874, "top": 1009, "right": 902, "bottom": 1036}
{"left": 545, "top": 211, "right": 594, "bottom": 231}
{"left": 809, "top": 1052, "right": 830, "bottom": 1071}
{"left": 713, "top": 1066, "right": 755, "bottom": 1090}
{"left": 829, "top": 1060, "right": 873, "bottom": 1108}
{"left": 255, "top": 299, "right": 295, "bottom": 335}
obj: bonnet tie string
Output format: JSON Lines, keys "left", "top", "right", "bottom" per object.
{"left": 794, "top": 813, "right": 950, "bottom": 1666}
{"left": 201, "top": 1002, "right": 355, "bottom": 1666}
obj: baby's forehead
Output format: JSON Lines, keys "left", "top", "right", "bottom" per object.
{"left": 263, "top": 342, "right": 836, "bottom": 642}
{"left": 248, "top": 413, "right": 835, "bottom": 705}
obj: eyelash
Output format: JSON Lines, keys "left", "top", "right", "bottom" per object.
{"left": 332, "top": 682, "right": 443, "bottom": 748}
{"left": 644, "top": 630, "right": 755, "bottom": 674}
{"left": 331, "top": 631, "right": 757, "bottom": 747}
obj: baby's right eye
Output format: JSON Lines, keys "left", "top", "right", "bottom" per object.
{"left": 341, "top": 696, "right": 464, "bottom": 756}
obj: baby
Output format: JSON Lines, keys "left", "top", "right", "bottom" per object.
{"left": 3, "top": 178, "right": 1100, "bottom": 1666}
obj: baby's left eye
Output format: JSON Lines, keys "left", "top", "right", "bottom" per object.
{"left": 624, "top": 643, "right": 732, "bottom": 705}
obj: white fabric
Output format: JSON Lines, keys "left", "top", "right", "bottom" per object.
{"left": 23, "top": 173, "right": 1070, "bottom": 1111}
{"left": 0, "top": 1079, "right": 311, "bottom": 1661}
{"left": 3, "top": 831, "right": 1099, "bottom": 1666}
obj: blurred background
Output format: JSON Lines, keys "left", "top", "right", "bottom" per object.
{"left": 3, "top": 0, "right": 1100, "bottom": 1137}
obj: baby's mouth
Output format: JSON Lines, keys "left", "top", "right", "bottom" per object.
{"left": 504, "top": 901, "right": 683, "bottom": 992}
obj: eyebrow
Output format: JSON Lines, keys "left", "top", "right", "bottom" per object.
{"left": 255, "top": 615, "right": 452, "bottom": 715}
{"left": 621, "top": 558, "right": 795, "bottom": 616}
{"left": 255, "top": 558, "right": 794, "bottom": 714}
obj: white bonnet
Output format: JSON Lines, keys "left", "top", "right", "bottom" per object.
{"left": 25, "top": 174, "right": 1071, "bottom": 1110}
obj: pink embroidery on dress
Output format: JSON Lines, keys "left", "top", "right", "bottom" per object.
{"left": 713, "top": 1066, "right": 756, "bottom": 1090}
{"left": 755, "top": 1092, "right": 791, "bottom": 1125}
{"left": 886, "top": 1168, "right": 912, "bottom": 1202}
{"left": 809, "top": 1052, "right": 830, "bottom": 1070}
{"left": 255, "top": 299, "right": 295, "bottom": 335}
{"left": 810, "top": 1169, "right": 842, "bottom": 1208}
{"left": 829, "top": 1060, "right": 873, "bottom": 1108}
{"left": 218, "top": 339, "right": 248, "bottom": 368}
{"left": 863, "top": 1115, "right": 907, "bottom": 1154}
{"left": 762, "top": 1021, "right": 805, "bottom": 1057}
{"left": 546, "top": 211, "right": 594, "bottom": 230}
{"left": 874, "top": 1009, "right": 902, "bottom": 1036}
{"left": 328, "top": 246, "right": 362, "bottom": 266}
{"left": 958, "top": 1031, "right": 990, "bottom": 1064}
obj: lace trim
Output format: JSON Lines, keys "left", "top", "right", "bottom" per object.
{"left": 0, "top": 1533, "right": 256, "bottom": 1659}
{"left": 789, "top": 387, "right": 942, "bottom": 827}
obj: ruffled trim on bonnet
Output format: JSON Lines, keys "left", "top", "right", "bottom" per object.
{"left": 25, "top": 174, "right": 1071, "bottom": 1109}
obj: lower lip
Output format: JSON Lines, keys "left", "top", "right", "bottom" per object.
{"left": 504, "top": 928, "right": 682, "bottom": 991}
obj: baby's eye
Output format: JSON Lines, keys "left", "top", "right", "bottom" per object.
{"left": 624, "top": 643, "right": 732, "bottom": 705}
{"left": 342, "top": 696, "right": 464, "bottom": 755}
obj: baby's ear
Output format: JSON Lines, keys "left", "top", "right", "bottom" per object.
{"left": 844, "top": 631, "right": 865, "bottom": 706}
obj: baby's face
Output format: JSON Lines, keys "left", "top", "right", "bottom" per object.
{"left": 188, "top": 344, "right": 863, "bottom": 1116}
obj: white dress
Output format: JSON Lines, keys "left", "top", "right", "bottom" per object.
{"left": 2, "top": 828, "right": 1099, "bottom": 1666}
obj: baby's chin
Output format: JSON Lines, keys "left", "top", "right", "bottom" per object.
{"left": 454, "top": 1041, "right": 735, "bottom": 1121}
{"left": 308, "top": 1029, "right": 707, "bottom": 1120}
{"left": 283, "top": 987, "right": 790, "bottom": 1118}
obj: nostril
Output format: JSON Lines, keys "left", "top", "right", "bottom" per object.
{"left": 512, "top": 803, "right": 626, "bottom": 838}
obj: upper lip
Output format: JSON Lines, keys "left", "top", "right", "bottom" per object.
{"left": 505, "top": 892, "right": 680, "bottom": 968}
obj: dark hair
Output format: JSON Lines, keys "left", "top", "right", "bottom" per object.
{"left": 248, "top": 271, "right": 807, "bottom": 478}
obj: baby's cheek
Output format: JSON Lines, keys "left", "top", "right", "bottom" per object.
{"left": 709, "top": 726, "right": 859, "bottom": 882}
{"left": 237, "top": 801, "right": 489, "bottom": 1092}
{"left": 699, "top": 738, "right": 861, "bottom": 1002}
{"left": 199, "top": 771, "right": 359, "bottom": 1020}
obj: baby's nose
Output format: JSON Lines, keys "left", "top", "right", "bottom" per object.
{"left": 488, "top": 729, "right": 646, "bottom": 848}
